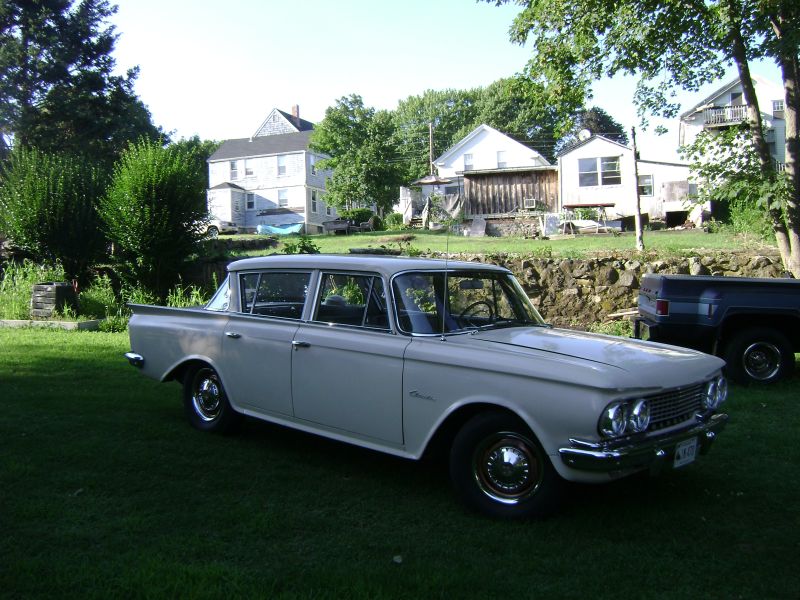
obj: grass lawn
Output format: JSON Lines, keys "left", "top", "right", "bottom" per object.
{"left": 1, "top": 328, "right": 798, "bottom": 598}
{"left": 229, "top": 228, "right": 774, "bottom": 258}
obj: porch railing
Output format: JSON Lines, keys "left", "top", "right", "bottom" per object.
{"left": 703, "top": 104, "right": 748, "bottom": 125}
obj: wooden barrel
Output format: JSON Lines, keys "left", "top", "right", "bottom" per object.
{"left": 30, "top": 282, "right": 77, "bottom": 319}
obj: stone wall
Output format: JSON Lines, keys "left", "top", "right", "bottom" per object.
{"left": 441, "top": 250, "right": 786, "bottom": 328}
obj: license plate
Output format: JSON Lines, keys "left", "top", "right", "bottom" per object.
{"left": 673, "top": 437, "right": 698, "bottom": 468}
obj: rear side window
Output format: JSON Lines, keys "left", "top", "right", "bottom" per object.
{"left": 314, "top": 273, "right": 390, "bottom": 330}
{"left": 238, "top": 271, "right": 311, "bottom": 319}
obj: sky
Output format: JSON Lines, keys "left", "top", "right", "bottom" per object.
{"left": 110, "top": 0, "right": 783, "bottom": 163}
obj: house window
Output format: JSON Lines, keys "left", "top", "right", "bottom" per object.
{"left": 464, "top": 153, "right": 474, "bottom": 171}
{"left": 638, "top": 174, "right": 654, "bottom": 197}
{"left": 496, "top": 151, "right": 507, "bottom": 169}
{"left": 310, "top": 155, "right": 317, "bottom": 175}
{"left": 600, "top": 156, "right": 621, "bottom": 185}
{"left": 244, "top": 160, "right": 253, "bottom": 177}
{"left": 278, "top": 189, "right": 288, "bottom": 207}
{"left": 230, "top": 161, "right": 239, "bottom": 180}
{"left": 311, "top": 190, "right": 318, "bottom": 213}
{"left": 246, "top": 193, "right": 255, "bottom": 210}
{"left": 277, "top": 155, "right": 287, "bottom": 176}
{"left": 578, "top": 158, "right": 599, "bottom": 187}
{"left": 730, "top": 91, "right": 743, "bottom": 106}
{"left": 326, "top": 205, "right": 333, "bottom": 216}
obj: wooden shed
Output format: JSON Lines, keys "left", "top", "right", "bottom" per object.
{"left": 462, "top": 166, "right": 559, "bottom": 216}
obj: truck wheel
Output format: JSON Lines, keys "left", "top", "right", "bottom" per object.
{"left": 183, "top": 365, "right": 241, "bottom": 433}
{"left": 723, "top": 327, "right": 794, "bottom": 384}
{"left": 449, "top": 411, "right": 562, "bottom": 519}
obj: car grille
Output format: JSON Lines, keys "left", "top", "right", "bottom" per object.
{"left": 646, "top": 383, "right": 704, "bottom": 432}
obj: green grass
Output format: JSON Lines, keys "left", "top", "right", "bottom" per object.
{"left": 1, "top": 328, "right": 798, "bottom": 598}
{"left": 228, "top": 228, "right": 772, "bottom": 258}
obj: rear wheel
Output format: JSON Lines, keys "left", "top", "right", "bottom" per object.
{"left": 207, "top": 225, "right": 219, "bottom": 238}
{"left": 183, "top": 365, "right": 241, "bottom": 433}
{"left": 449, "top": 411, "right": 562, "bottom": 518}
{"left": 723, "top": 327, "right": 794, "bottom": 384}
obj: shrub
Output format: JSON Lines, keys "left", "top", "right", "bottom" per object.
{"left": 338, "top": 208, "right": 373, "bottom": 224}
{"left": 282, "top": 235, "right": 321, "bottom": 254}
{"left": 385, "top": 213, "right": 405, "bottom": 230}
{"left": 100, "top": 139, "right": 207, "bottom": 299}
{"left": 0, "top": 147, "right": 107, "bottom": 281}
{"left": 588, "top": 319, "right": 634, "bottom": 338}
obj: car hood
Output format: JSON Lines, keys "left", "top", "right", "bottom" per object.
{"left": 466, "top": 326, "right": 724, "bottom": 388}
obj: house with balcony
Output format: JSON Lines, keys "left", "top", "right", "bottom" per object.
{"left": 207, "top": 106, "right": 334, "bottom": 234}
{"left": 678, "top": 75, "right": 786, "bottom": 165}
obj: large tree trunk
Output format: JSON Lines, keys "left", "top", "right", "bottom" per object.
{"left": 728, "top": 4, "right": 796, "bottom": 274}
{"left": 769, "top": 6, "right": 800, "bottom": 277}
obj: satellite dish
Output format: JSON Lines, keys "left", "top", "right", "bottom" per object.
{"left": 578, "top": 128, "right": 592, "bottom": 141}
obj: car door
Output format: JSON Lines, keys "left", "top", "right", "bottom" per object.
{"left": 220, "top": 269, "right": 312, "bottom": 416}
{"left": 291, "top": 272, "right": 410, "bottom": 445}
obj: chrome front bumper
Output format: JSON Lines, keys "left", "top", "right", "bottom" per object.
{"left": 558, "top": 413, "right": 729, "bottom": 474}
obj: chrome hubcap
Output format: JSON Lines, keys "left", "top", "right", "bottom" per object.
{"left": 192, "top": 370, "right": 222, "bottom": 421}
{"left": 743, "top": 342, "right": 781, "bottom": 381}
{"left": 474, "top": 433, "right": 542, "bottom": 505}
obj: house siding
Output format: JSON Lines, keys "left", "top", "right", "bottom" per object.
{"left": 463, "top": 170, "right": 558, "bottom": 215}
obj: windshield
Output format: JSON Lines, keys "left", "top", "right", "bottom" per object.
{"left": 392, "top": 270, "right": 545, "bottom": 335}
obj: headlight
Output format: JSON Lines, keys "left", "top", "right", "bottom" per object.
{"left": 600, "top": 402, "right": 628, "bottom": 437}
{"left": 715, "top": 376, "right": 728, "bottom": 406}
{"left": 703, "top": 379, "right": 720, "bottom": 410}
{"left": 628, "top": 399, "right": 651, "bottom": 433}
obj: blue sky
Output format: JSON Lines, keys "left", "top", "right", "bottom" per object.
{"left": 111, "top": 0, "right": 781, "bottom": 161}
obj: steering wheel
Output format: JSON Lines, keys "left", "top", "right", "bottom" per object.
{"left": 458, "top": 300, "right": 494, "bottom": 324}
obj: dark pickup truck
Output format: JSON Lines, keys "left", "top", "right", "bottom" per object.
{"left": 634, "top": 274, "right": 800, "bottom": 384}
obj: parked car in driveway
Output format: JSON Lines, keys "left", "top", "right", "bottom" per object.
{"left": 206, "top": 218, "right": 237, "bottom": 236}
{"left": 125, "top": 255, "right": 729, "bottom": 518}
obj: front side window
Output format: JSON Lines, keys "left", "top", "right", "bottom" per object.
{"left": 392, "top": 270, "right": 543, "bottom": 335}
{"left": 638, "top": 174, "right": 654, "bottom": 196}
{"left": 314, "top": 273, "right": 390, "bottom": 330}
{"left": 238, "top": 271, "right": 310, "bottom": 319}
{"left": 277, "top": 154, "right": 287, "bottom": 176}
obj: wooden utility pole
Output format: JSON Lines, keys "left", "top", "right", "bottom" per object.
{"left": 631, "top": 126, "right": 645, "bottom": 251}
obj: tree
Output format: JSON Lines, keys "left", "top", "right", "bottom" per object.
{"left": 171, "top": 136, "right": 222, "bottom": 191}
{"left": 555, "top": 107, "right": 629, "bottom": 155}
{"left": 0, "top": 146, "right": 107, "bottom": 281}
{"left": 0, "top": 0, "right": 163, "bottom": 163}
{"left": 100, "top": 139, "right": 207, "bottom": 298}
{"left": 310, "top": 95, "right": 405, "bottom": 214}
{"left": 488, "top": 0, "right": 800, "bottom": 275}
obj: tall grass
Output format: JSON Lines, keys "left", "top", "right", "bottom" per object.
{"left": 0, "top": 260, "right": 66, "bottom": 319}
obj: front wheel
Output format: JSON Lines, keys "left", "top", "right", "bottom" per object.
{"left": 183, "top": 365, "right": 241, "bottom": 433}
{"left": 723, "top": 327, "right": 794, "bottom": 384}
{"left": 449, "top": 411, "right": 562, "bottom": 519}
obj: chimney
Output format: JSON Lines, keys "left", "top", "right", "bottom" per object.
{"left": 291, "top": 105, "right": 301, "bottom": 127}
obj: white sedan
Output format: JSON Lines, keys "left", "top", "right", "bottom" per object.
{"left": 125, "top": 255, "right": 728, "bottom": 518}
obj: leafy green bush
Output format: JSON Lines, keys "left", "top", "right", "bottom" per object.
{"left": 99, "top": 139, "right": 207, "bottom": 299}
{"left": 338, "top": 208, "right": 373, "bottom": 224}
{"left": 588, "top": 319, "right": 634, "bottom": 338}
{"left": 166, "top": 283, "right": 209, "bottom": 307}
{"left": 282, "top": 235, "right": 321, "bottom": 254}
{"left": 0, "top": 147, "right": 107, "bottom": 281}
{"left": 385, "top": 213, "right": 405, "bottom": 230}
{"left": 0, "top": 260, "right": 66, "bottom": 319}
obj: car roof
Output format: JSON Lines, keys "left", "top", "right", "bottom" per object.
{"left": 227, "top": 254, "right": 510, "bottom": 277}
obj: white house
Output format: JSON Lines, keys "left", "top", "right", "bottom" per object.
{"left": 207, "top": 106, "right": 334, "bottom": 234}
{"left": 398, "top": 124, "right": 551, "bottom": 222}
{"left": 678, "top": 75, "right": 786, "bottom": 165}
{"left": 558, "top": 135, "right": 692, "bottom": 224}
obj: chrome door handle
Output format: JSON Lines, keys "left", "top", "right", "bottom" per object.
{"left": 225, "top": 331, "right": 241, "bottom": 339}
{"left": 292, "top": 340, "right": 310, "bottom": 350}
